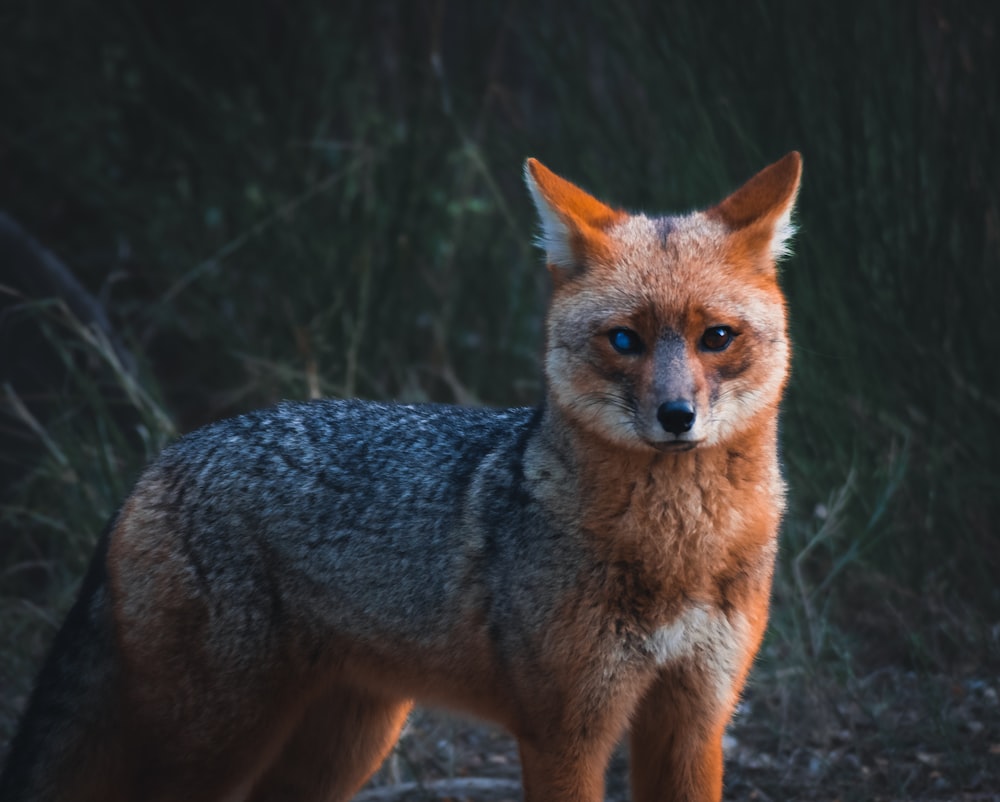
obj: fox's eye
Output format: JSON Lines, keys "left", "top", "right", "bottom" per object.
{"left": 701, "top": 326, "right": 735, "bottom": 352}
{"left": 609, "top": 328, "right": 642, "bottom": 354}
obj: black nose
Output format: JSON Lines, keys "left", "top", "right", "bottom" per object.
{"left": 657, "top": 400, "right": 696, "bottom": 435}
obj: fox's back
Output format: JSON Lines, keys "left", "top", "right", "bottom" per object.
{"left": 108, "top": 400, "right": 542, "bottom": 672}
{"left": 148, "top": 398, "right": 536, "bottom": 547}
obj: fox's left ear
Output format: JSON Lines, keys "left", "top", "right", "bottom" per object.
{"left": 709, "top": 151, "right": 802, "bottom": 265}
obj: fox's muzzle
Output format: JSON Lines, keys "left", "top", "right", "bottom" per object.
{"left": 652, "top": 333, "right": 698, "bottom": 436}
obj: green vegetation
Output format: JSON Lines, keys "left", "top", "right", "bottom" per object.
{"left": 1, "top": 0, "right": 997, "bottom": 772}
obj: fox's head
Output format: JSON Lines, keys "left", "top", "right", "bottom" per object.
{"left": 525, "top": 153, "right": 801, "bottom": 452}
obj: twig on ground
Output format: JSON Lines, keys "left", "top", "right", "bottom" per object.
{"left": 354, "top": 777, "right": 522, "bottom": 802}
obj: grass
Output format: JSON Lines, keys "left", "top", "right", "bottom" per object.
{"left": 0, "top": 299, "right": 176, "bottom": 711}
{"left": 1, "top": 0, "right": 998, "bottom": 791}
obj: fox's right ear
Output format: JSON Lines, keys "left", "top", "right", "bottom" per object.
{"left": 524, "top": 159, "right": 625, "bottom": 272}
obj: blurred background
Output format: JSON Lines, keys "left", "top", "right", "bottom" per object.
{"left": 1, "top": 1, "right": 997, "bottom": 798}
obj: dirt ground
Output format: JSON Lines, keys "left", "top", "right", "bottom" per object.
{"left": 1, "top": 655, "right": 996, "bottom": 799}
{"left": 360, "top": 668, "right": 1000, "bottom": 802}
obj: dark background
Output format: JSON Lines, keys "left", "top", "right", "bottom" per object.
{"left": 1, "top": 1, "right": 998, "bottom": 797}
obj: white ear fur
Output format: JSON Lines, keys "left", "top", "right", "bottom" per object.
{"left": 770, "top": 205, "right": 798, "bottom": 262}
{"left": 523, "top": 162, "right": 576, "bottom": 268}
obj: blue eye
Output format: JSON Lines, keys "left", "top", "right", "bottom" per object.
{"left": 609, "top": 328, "right": 642, "bottom": 354}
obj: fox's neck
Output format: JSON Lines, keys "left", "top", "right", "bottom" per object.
{"left": 528, "top": 400, "right": 784, "bottom": 552}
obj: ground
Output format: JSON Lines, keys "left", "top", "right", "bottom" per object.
{"left": 1, "top": 659, "right": 996, "bottom": 799}
{"left": 360, "top": 668, "right": 1000, "bottom": 801}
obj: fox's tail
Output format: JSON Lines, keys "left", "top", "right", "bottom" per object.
{"left": 0, "top": 522, "right": 125, "bottom": 802}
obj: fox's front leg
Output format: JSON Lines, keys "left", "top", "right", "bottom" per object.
{"left": 629, "top": 663, "right": 738, "bottom": 802}
{"left": 518, "top": 737, "right": 615, "bottom": 802}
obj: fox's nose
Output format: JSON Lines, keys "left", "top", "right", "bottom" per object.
{"left": 657, "top": 400, "right": 696, "bottom": 435}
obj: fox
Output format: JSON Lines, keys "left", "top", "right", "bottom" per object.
{"left": 0, "top": 151, "right": 801, "bottom": 802}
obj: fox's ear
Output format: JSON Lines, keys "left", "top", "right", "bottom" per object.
{"left": 709, "top": 151, "right": 802, "bottom": 264}
{"left": 524, "top": 158, "right": 625, "bottom": 270}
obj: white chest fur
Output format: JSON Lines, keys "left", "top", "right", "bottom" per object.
{"left": 645, "top": 605, "right": 750, "bottom": 708}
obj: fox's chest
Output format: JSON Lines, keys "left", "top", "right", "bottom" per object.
{"left": 643, "top": 604, "right": 750, "bottom": 705}
{"left": 583, "top": 515, "right": 772, "bottom": 705}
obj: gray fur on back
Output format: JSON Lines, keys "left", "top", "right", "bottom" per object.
{"left": 138, "top": 400, "right": 549, "bottom": 655}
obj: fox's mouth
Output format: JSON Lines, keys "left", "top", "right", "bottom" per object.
{"left": 648, "top": 439, "right": 700, "bottom": 453}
